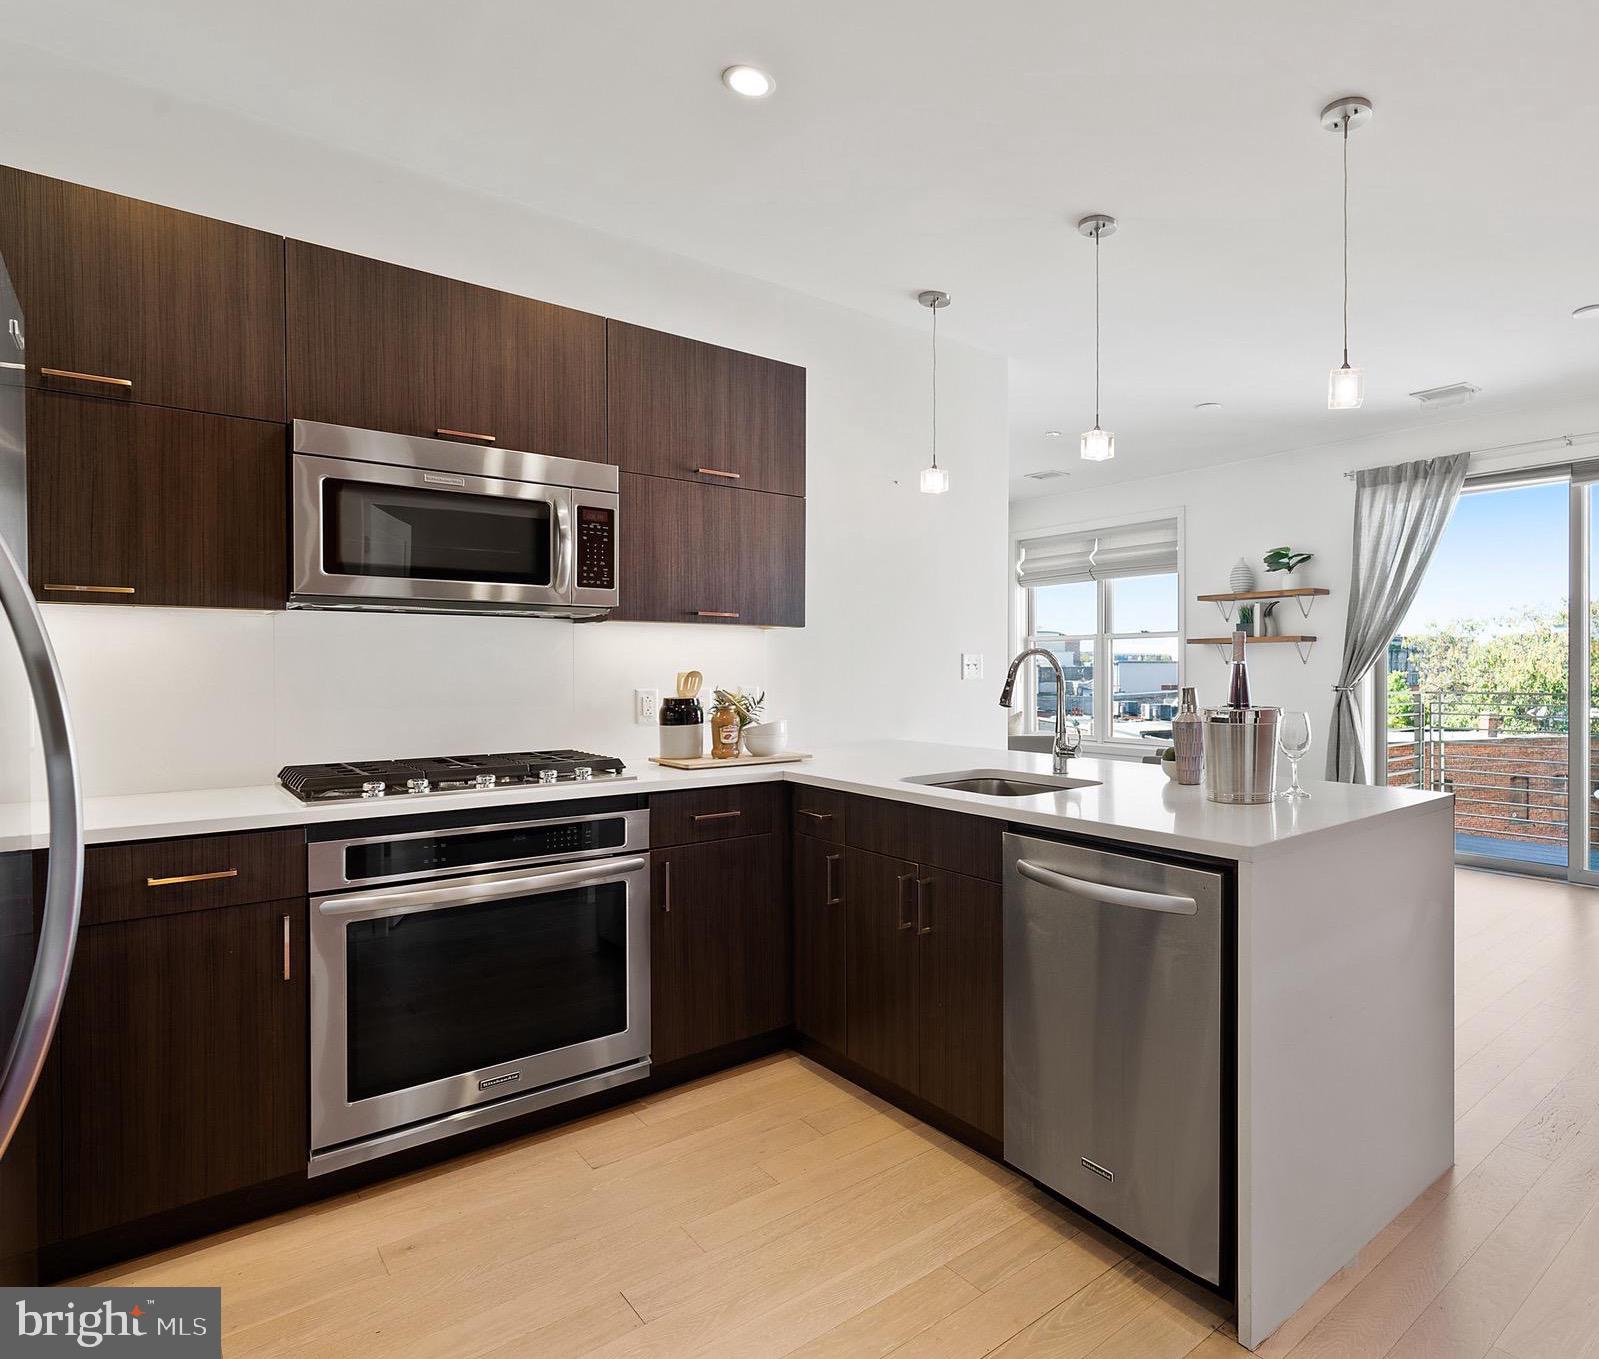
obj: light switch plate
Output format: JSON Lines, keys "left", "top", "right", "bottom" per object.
{"left": 961, "top": 653, "right": 984, "bottom": 681}
{"left": 635, "top": 688, "right": 659, "bottom": 725}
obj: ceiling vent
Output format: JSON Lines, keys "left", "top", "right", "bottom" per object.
{"left": 1409, "top": 382, "right": 1480, "bottom": 408}
{"left": 1024, "top": 469, "right": 1072, "bottom": 482}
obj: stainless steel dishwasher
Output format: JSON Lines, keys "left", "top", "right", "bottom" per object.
{"left": 1003, "top": 832, "right": 1225, "bottom": 1285}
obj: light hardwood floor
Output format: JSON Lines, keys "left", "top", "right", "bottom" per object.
{"left": 83, "top": 867, "right": 1599, "bottom": 1358}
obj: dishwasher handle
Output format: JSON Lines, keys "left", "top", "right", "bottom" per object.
{"left": 1014, "top": 859, "right": 1197, "bottom": 916}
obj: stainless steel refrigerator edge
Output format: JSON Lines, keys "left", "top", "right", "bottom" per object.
{"left": 1003, "top": 833, "right": 1223, "bottom": 1285}
{"left": 0, "top": 246, "right": 86, "bottom": 1284}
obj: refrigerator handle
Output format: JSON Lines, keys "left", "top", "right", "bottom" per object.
{"left": 0, "top": 532, "right": 84, "bottom": 1160}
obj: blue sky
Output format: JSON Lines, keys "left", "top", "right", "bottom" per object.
{"left": 1401, "top": 481, "right": 1571, "bottom": 633}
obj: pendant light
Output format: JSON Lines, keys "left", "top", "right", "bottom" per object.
{"left": 917, "top": 290, "right": 951, "bottom": 494}
{"left": 1077, "top": 214, "right": 1117, "bottom": 461}
{"left": 1322, "top": 96, "right": 1373, "bottom": 410}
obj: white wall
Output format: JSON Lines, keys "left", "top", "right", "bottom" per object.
{"left": 1011, "top": 394, "right": 1599, "bottom": 772}
{"left": 0, "top": 44, "right": 1010, "bottom": 798}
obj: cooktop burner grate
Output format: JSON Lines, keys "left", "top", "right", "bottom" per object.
{"left": 277, "top": 750, "right": 630, "bottom": 802}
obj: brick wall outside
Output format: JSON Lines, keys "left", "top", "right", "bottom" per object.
{"left": 1386, "top": 733, "right": 1576, "bottom": 852}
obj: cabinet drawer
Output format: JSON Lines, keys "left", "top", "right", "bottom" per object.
{"left": 849, "top": 795, "right": 1003, "bottom": 883}
{"left": 791, "top": 787, "right": 852, "bottom": 844}
{"left": 650, "top": 784, "right": 782, "bottom": 847}
{"left": 80, "top": 829, "right": 305, "bottom": 926}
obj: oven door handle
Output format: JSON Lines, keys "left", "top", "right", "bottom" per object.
{"left": 317, "top": 856, "right": 648, "bottom": 920}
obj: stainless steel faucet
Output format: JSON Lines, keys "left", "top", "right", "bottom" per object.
{"left": 999, "top": 648, "right": 1083, "bottom": 774}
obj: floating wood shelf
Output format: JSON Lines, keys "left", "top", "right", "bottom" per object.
{"left": 1197, "top": 585, "right": 1329, "bottom": 623}
{"left": 1189, "top": 634, "right": 1317, "bottom": 664}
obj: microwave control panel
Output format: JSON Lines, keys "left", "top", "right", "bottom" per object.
{"left": 576, "top": 505, "right": 616, "bottom": 591}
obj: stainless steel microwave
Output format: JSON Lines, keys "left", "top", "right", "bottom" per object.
{"left": 290, "top": 420, "right": 619, "bottom": 618}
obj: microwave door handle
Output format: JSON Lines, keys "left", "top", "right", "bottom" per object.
{"left": 317, "top": 856, "right": 647, "bottom": 920}
{"left": 553, "top": 494, "right": 574, "bottom": 598}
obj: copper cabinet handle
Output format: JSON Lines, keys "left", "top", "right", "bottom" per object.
{"left": 43, "top": 583, "right": 136, "bottom": 595}
{"left": 282, "top": 914, "right": 292, "bottom": 982}
{"left": 696, "top": 468, "right": 741, "bottom": 480}
{"left": 435, "top": 427, "right": 496, "bottom": 443}
{"left": 798, "top": 809, "right": 834, "bottom": 823}
{"left": 691, "top": 810, "right": 743, "bottom": 824}
{"left": 661, "top": 858, "right": 672, "bottom": 913}
{"left": 896, "top": 873, "right": 917, "bottom": 931}
{"left": 824, "top": 853, "right": 843, "bottom": 906}
{"left": 696, "top": 611, "right": 740, "bottom": 619}
{"left": 145, "top": 868, "right": 238, "bottom": 888}
{"left": 40, "top": 366, "right": 132, "bottom": 389}
{"left": 916, "top": 878, "right": 933, "bottom": 935}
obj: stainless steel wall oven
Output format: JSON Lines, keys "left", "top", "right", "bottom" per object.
{"left": 307, "top": 803, "right": 650, "bottom": 1174}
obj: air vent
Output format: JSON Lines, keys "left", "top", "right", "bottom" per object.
{"left": 1409, "top": 382, "right": 1480, "bottom": 408}
{"left": 1024, "top": 469, "right": 1072, "bottom": 482}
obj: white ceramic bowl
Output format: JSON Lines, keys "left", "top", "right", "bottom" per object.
{"left": 743, "top": 719, "right": 789, "bottom": 757}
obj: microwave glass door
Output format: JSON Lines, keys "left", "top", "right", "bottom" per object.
{"left": 324, "top": 478, "right": 555, "bottom": 587}
{"left": 344, "top": 880, "right": 630, "bottom": 1103}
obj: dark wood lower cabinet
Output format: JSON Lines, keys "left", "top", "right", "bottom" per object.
{"left": 27, "top": 392, "right": 287, "bottom": 609}
{"left": 55, "top": 900, "right": 307, "bottom": 1239}
{"left": 844, "top": 848, "right": 920, "bottom": 1093}
{"left": 794, "top": 833, "right": 847, "bottom": 1051}
{"left": 651, "top": 834, "right": 790, "bottom": 1065}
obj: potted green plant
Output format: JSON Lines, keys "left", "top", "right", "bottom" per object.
{"left": 1263, "top": 547, "right": 1313, "bottom": 576}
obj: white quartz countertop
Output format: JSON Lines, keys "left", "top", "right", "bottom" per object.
{"left": 0, "top": 740, "right": 1449, "bottom": 861}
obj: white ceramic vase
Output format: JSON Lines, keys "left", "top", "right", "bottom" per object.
{"left": 1229, "top": 557, "right": 1257, "bottom": 594}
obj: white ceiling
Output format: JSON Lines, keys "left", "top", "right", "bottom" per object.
{"left": 11, "top": 1, "right": 1599, "bottom": 497}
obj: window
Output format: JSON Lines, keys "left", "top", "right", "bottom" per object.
{"left": 1016, "top": 518, "right": 1182, "bottom": 747}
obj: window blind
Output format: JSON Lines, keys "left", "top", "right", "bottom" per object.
{"left": 1015, "top": 517, "right": 1179, "bottom": 589}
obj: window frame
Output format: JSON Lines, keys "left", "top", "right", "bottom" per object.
{"left": 1009, "top": 508, "right": 1187, "bottom": 753}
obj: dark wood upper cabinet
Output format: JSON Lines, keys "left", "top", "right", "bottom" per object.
{"left": 617, "top": 473, "right": 804, "bottom": 627}
{"left": 650, "top": 834, "right": 790, "bottom": 1066}
{"left": 285, "top": 240, "right": 605, "bottom": 457}
{"left": 607, "top": 321, "right": 805, "bottom": 497}
{"left": 56, "top": 899, "right": 307, "bottom": 1239}
{"left": 26, "top": 391, "right": 287, "bottom": 610}
{"left": 794, "top": 833, "right": 848, "bottom": 1052}
{"left": 0, "top": 166, "right": 285, "bottom": 423}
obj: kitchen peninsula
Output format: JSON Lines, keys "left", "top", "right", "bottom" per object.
{"left": 0, "top": 740, "right": 1452, "bottom": 1348}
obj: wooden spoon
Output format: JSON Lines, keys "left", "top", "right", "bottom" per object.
{"left": 676, "top": 670, "right": 703, "bottom": 700}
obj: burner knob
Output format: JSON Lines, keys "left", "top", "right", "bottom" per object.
{"left": 472, "top": 774, "right": 496, "bottom": 789}
{"left": 361, "top": 781, "right": 386, "bottom": 799}
{"left": 405, "top": 778, "right": 431, "bottom": 795}
{"left": 538, "top": 769, "right": 560, "bottom": 785}
{"left": 574, "top": 766, "right": 593, "bottom": 781}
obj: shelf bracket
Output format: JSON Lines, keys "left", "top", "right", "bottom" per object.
{"left": 1294, "top": 639, "right": 1313, "bottom": 664}
{"left": 1294, "top": 594, "right": 1316, "bottom": 619}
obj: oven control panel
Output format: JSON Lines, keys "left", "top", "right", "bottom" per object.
{"left": 576, "top": 505, "right": 616, "bottom": 592}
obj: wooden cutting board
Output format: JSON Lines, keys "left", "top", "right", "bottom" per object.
{"left": 648, "top": 752, "right": 812, "bottom": 770}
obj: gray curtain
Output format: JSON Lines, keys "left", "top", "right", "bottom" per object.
{"left": 1326, "top": 452, "right": 1469, "bottom": 782}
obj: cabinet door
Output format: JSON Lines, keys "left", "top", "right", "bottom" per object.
{"left": 57, "top": 900, "right": 307, "bottom": 1238}
{"left": 844, "top": 848, "right": 920, "bottom": 1093}
{"left": 606, "top": 321, "right": 805, "bottom": 496}
{"left": 0, "top": 166, "right": 285, "bottom": 422}
{"left": 651, "top": 835, "right": 789, "bottom": 1065}
{"left": 27, "top": 392, "right": 287, "bottom": 609}
{"left": 915, "top": 868, "right": 1003, "bottom": 1140}
{"left": 285, "top": 241, "right": 442, "bottom": 439}
{"left": 435, "top": 280, "right": 605, "bottom": 459}
{"left": 618, "top": 474, "right": 804, "bottom": 627}
{"left": 794, "top": 834, "right": 847, "bottom": 1051}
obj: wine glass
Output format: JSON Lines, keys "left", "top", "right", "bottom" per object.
{"left": 1278, "top": 711, "right": 1312, "bottom": 800}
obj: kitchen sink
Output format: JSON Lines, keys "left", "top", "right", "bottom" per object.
{"left": 903, "top": 768, "right": 1101, "bottom": 797}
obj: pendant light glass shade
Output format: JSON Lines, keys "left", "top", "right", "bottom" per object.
{"left": 917, "top": 290, "right": 951, "bottom": 494}
{"left": 1327, "top": 363, "right": 1365, "bottom": 410}
{"left": 1080, "top": 426, "right": 1115, "bottom": 462}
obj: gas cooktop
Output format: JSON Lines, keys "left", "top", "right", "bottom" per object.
{"left": 278, "top": 750, "right": 631, "bottom": 802}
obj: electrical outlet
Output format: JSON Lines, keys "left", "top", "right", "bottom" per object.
{"left": 634, "top": 688, "right": 659, "bottom": 725}
{"left": 961, "top": 653, "right": 984, "bottom": 681}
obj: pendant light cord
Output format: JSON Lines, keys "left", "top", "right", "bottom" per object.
{"left": 930, "top": 302, "right": 939, "bottom": 470}
{"left": 1342, "top": 114, "right": 1350, "bottom": 369}
{"left": 1093, "top": 225, "right": 1102, "bottom": 428}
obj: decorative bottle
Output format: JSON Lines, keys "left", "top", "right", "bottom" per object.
{"left": 1226, "top": 629, "right": 1252, "bottom": 709}
{"left": 1172, "top": 686, "right": 1203, "bottom": 785}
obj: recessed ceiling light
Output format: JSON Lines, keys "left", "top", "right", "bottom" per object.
{"left": 721, "top": 65, "right": 776, "bottom": 98}
{"left": 1043, "top": 430, "right": 1064, "bottom": 438}
{"left": 1024, "top": 469, "right": 1072, "bottom": 482}
{"left": 1575, "top": 304, "right": 1599, "bottom": 319}
{"left": 1193, "top": 402, "right": 1222, "bottom": 411}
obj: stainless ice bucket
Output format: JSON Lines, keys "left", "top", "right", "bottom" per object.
{"left": 1202, "top": 706, "right": 1281, "bottom": 804}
